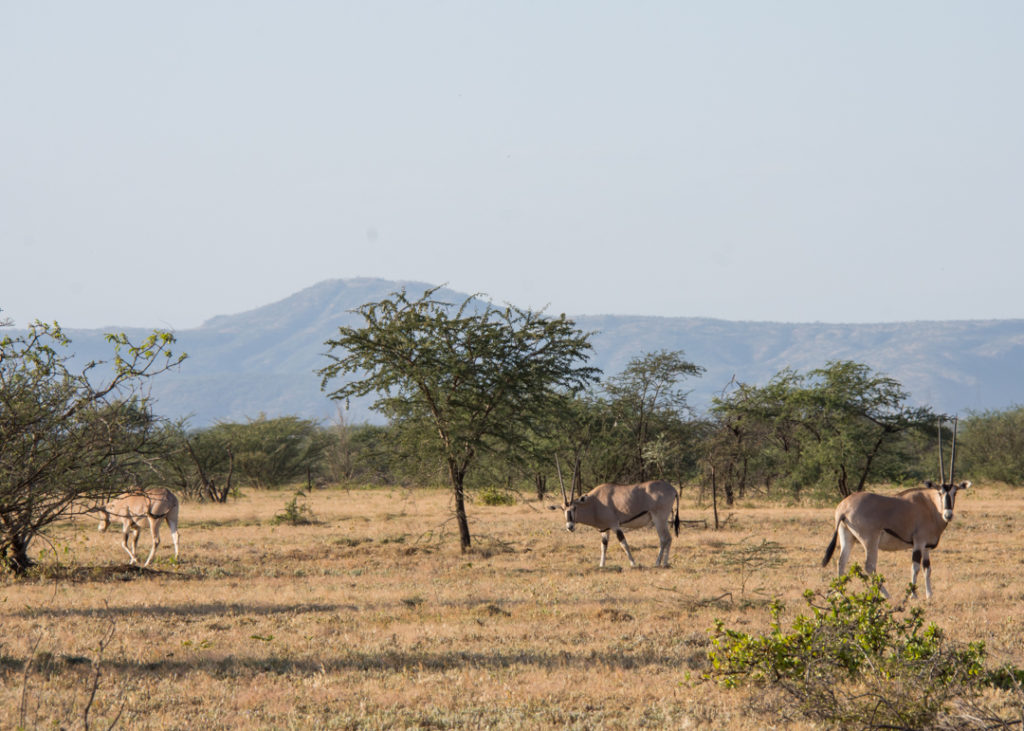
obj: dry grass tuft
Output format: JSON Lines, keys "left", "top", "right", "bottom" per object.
{"left": 1, "top": 483, "right": 1021, "bottom": 728}
{"left": 595, "top": 607, "right": 634, "bottom": 623}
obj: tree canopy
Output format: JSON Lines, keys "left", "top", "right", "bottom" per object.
{"left": 602, "top": 349, "right": 704, "bottom": 482}
{"left": 708, "top": 360, "right": 935, "bottom": 500}
{"left": 318, "top": 287, "right": 598, "bottom": 549}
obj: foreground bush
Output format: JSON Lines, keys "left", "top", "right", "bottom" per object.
{"left": 707, "top": 567, "right": 1020, "bottom": 728}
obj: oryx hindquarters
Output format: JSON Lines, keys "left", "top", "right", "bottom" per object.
{"left": 138, "top": 497, "right": 180, "bottom": 567}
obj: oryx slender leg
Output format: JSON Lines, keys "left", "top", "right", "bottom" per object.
{"left": 122, "top": 521, "right": 140, "bottom": 565}
{"left": 862, "top": 532, "right": 890, "bottom": 598}
{"left": 836, "top": 522, "right": 854, "bottom": 576}
{"left": 654, "top": 521, "right": 672, "bottom": 568}
{"left": 920, "top": 547, "right": 934, "bottom": 599}
{"left": 599, "top": 531, "right": 610, "bottom": 568}
{"left": 167, "top": 511, "right": 180, "bottom": 562}
{"left": 144, "top": 515, "right": 161, "bottom": 567}
{"left": 131, "top": 522, "right": 142, "bottom": 564}
{"left": 615, "top": 529, "right": 637, "bottom": 568}
{"left": 862, "top": 533, "right": 880, "bottom": 575}
{"left": 910, "top": 545, "right": 923, "bottom": 598}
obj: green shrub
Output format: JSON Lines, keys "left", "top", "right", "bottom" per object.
{"left": 707, "top": 567, "right": 992, "bottom": 728}
{"left": 272, "top": 491, "right": 316, "bottom": 525}
{"left": 477, "top": 487, "right": 516, "bottom": 506}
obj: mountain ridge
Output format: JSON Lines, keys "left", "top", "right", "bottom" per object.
{"left": 18, "top": 278, "right": 1024, "bottom": 426}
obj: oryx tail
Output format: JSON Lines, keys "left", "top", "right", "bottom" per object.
{"left": 822, "top": 524, "right": 840, "bottom": 568}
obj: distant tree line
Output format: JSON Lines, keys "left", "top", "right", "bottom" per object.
{"left": 145, "top": 363, "right": 1024, "bottom": 507}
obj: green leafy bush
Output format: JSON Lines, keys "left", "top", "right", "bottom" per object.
{"left": 477, "top": 487, "right": 516, "bottom": 506}
{"left": 272, "top": 491, "right": 316, "bottom": 526}
{"left": 707, "top": 567, "right": 993, "bottom": 728}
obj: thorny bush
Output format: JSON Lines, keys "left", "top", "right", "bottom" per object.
{"left": 707, "top": 567, "right": 1022, "bottom": 729}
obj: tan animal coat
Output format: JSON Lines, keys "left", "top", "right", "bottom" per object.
{"left": 821, "top": 481, "right": 970, "bottom": 598}
{"left": 562, "top": 480, "right": 679, "bottom": 568}
{"left": 98, "top": 487, "right": 180, "bottom": 567}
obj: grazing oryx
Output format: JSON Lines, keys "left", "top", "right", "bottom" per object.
{"left": 553, "top": 462, "right": 680, "bottom": 568}
{"left": 95, "top": 487, "right": 180, "bottom": 567}
{"left": 821, "top": 418, "right": 969, "bottom": 598}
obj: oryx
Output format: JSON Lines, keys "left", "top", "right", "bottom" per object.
{"left": 94, "top": 487, "right": 180, "bottom": 567}
{"left": 821, "top": 418, "right": 969, "bottom": 598}
{"left": 553, "top": 461, "right": 680, "bottom": 568}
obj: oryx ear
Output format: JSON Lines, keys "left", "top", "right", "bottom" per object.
{"left": 925, "top": 480, "right": 935, "bottom": 489}
{"left": 959, "top": 480, "right": 972, "bottom": 490}
{"left": 547, "top": 505, "right": 559, "bottom": 511}
{"left": 578, "top": 495, "right": 587, "bottom": 503}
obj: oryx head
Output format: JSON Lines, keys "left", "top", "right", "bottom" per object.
{"left": 930, "top": 416, "right": 971, "bottom": 522}
{"left": 554, "top": 455, "right": 584, "bottom": 532}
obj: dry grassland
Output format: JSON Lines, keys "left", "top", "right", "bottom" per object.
{"left": 2, "top": 483, "right": 1023, "bottom": 729}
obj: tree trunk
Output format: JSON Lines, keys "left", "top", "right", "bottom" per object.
{"left": 711, "top": 465, "right": 720, "bottom": 530}
{"left": 837, "top": 464, "right": 851, "bottom": 498}
{"left": 449, "top": 462, "right": 472, "bottom": 551}
{"left": 535, "top": 473, "right": 546, "bottom": 501}
{"left": 216, "top": 446, "right": 236, "bottom": 503}
{"left": 1, "top": 534, "right": 32, "bottom": 576}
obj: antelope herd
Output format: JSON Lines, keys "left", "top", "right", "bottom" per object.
{"left": 90, "top": 421, "right": 970, "bottom": 599}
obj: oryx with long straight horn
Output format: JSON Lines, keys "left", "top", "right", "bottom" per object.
{"left": 552, "top": 456, "right": 681, "bottom": 568}
{"left": 821, "top": 417, "right": 970, "bottom": 598}
{"left": 93, "top": 487, "right": 180, "bottom": 567}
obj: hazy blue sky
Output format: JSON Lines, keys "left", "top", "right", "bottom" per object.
{"left": 3, "top": 2, "right": 1022, "bottom": 329}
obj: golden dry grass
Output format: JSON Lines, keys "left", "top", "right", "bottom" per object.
{"left": 2, "top": 482, "right": 1023, "bottom": 729}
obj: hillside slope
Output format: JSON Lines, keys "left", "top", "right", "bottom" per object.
{"left": 38, "top": 278, "right": 1024, "bottom": 426}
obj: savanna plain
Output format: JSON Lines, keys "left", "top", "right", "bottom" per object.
{"left": 2, "top": 483, "right": 1023, "bottom": 729}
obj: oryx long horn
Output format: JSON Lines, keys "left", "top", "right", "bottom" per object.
{"left": 937, "top": 419, "right": 946, "bottom": 484}
{"left": 948, "top": 416, "right": 959, "bottom": 483}
{"left": 555, "top": 454, "right": 568, "bottom": 504}
{"left": 572, "top": 454, "right": 582, "bottom": 502}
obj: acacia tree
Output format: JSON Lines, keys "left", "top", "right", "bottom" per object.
{"left": 318, "top": 287, "right": 598, "bottom": 550}
{"left": 708, "top": 361, "right": 934, "bottom": 499}
{"left": 152, "top": 421, "right": 236, "bottom": 502}
{"left": 0, "top": 322, "right": 185, "bottom": 574}
{"left": 959, "top": 407, "right": 1024, "bottom": 484}
{"left": 208, "top": 416, "right": 328, "bottom": 488}
{"left": 602, "top": 350, "right": 704, "bottom": 482}
{"left": 797, "top": 361, "right": 935, "bottom": 497}
{"left": 708, "top": 370, "right": 804, "bottom": 503}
